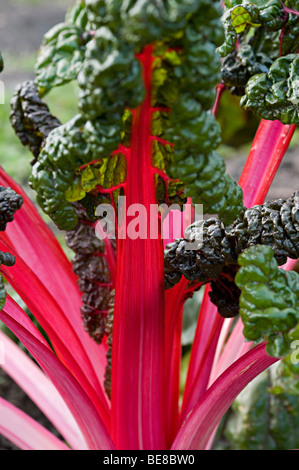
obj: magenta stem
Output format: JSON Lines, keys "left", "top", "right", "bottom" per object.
{"left": 238, "top": 119, "right": 296, "bottom": 207}
{"left": 110, "top": 46, "right": 166, "bottom": 450}
{"left": 172, "top": 343, "right": 278, "bottom": 450}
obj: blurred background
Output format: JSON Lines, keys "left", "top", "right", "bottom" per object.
{"left": 0, "top": 0, "right": 299, "bottom": 450}
{"left": 0, "top": 0, "right": 76, "bottom": 187}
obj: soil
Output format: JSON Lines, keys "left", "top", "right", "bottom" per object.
{"left": 0, "top": 0, "right": 298, "bottom": 452}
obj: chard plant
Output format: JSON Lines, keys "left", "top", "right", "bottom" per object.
{"left": 0, "top": 0, "right": 299, "bottom": 451}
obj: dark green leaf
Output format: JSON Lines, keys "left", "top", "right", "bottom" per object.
{"left": 241, "top": 54, "right": 299, "bottom": 124}
{"left": 235, "top": 244, "right": 299, "bottom": 357}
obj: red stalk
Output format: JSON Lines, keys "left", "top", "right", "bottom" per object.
{"left": 164, "top": 279, "right": 187, "bottom": 446}
{"left": 0, "top": 329, "right": 87, "bottom": 450}
{"left": 162, "top": 199, "right": 195, "bottom": 444}
{"left": 0, "top": 168, "right": 109, "bottom": 392}
{"left": 0, "top": 239, "right": 110, "bottom": 428}
{"left": 172, "top": 343, "right": 278, "bottom": 450}
{"left": 0, "top": 310, "right": 115, "bottom": 450}
{"left": 180, "top": 287, "right": 223, "bottom": 422}
{"left": 111, "top": 46, "right": 166, "bottom": 450}
{"left": 0, "top": 398, "right": 69, "bottom": 450}
{"left": 212, "top": 83, "right": 226, "bottom": 117}
{"left": 238, "top": 119, "right": 296, "bottom": 207}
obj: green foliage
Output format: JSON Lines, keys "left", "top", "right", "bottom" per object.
{"left": 30, "top": 115, "right": 91, "bottom": 230}
{"left": 230, "top": 4, "right": 261, "bottom": 34}
{"left": 35, "top": 1, "right": 90, "bottom": 94}
{"left": 10, "top": 81, "right": 62, "bottom": 161}
{"left": 149, "top": 6, "right": 244, "bottom": 224}
{"left": 235, "top": 243, "right": 299, "bottom": 400}
{"left": 236, "top": 245, "right": 299, "bottom": 357}
{"left": 219, "top": 0, "right": 285, "bottom": 58}
{"left": 223, "top": 0, "right": 270, "bottom": 9}
{"left": 219, "top": 0, "right": 299, "bottom": 124}
{"left": 272, "top": 352, "right": 299, "bottom": 396}
{"left": 3, "top": 0, "right": 299, "bottom": 450}
{"left": 222, "top": 367, "right": 299, "bottom": 450}
{"left": 241, "top": 54, "right": 299, "bottom": 124}
{"left": 77, "top": 26, "right": 145, "bottom": 120}
{"left": 171, "top": 151, "right": 243, "bottom": 223}
{"left": 10, "top": 0, "right": 244, "bottom": 231}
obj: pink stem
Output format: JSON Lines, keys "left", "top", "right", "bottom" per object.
{"left": 180, "top": 286, "right": 223, "bottom": 422}
{"left": 212, "top": 83, "right": 226, "bottom": 117}
{"left": 281, "top": 1, "right": 299, "bottom": 16}
{"left": 172, "top": 343, "right": 278, "bottom": 450}
{"left": 0, "top": 167, "right": 109, "bottom": 393}
{"left": 0, "top": 398, "right": 69, "bottom": 450}
{"left": 161, "top": 198, "right": 195, "bottom": 444}
{"left": 111, "top": 45, "right": 166, "bottom": 450}
{"left": 0, "top": 242, "right": 110, "bottom": 429}
{"left": 238, "top": 119, "right": 296, "bottom": 207}
{"left": 164, "top": 278, "right": 188, "bottom": 446}
{"left": 0, "top": 330, "right": 87, "bottom": 450}
{"left": 0, "top": 310, "right": 115, "bottom": 450}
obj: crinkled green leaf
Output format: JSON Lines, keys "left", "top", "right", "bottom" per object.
{"left": 35, "top": 1, "right": 90, "bottom": 94}
{"left": 257, "top": 0, "right": 286, "bottom": 29}
{"left": 219, "top": 0, "right": 299, "bottom": 106}
{"left": 65, "top": 0, "right": 89, "bottom": 30}
{"left": 77, "top": 27, "right": 145, "bottom": 120}
{"left": 29, "top": 107, "right": 126, "bottom": 230}
{"left": 29, "top": 115, "right": 90, "bottom": 230}
{"left": 235, "top": 245, "right": 299, "bottom": 357}
{"left": 241, "top": 54, "right": 299, "bottom": 124}
{"left": 25, "top": 0, "right": 244, "bottom": 231}
{"left": 10, "top": 81, "right": 61, "bottom": 161}
{"left": 280, "top": 13, "right": 299, "bottom": 56}
{"left": 221, "top": 41, "right": 275, "bottom": 95}
{"left": 218, "top": 0, "right": 285, "bottom": 60}
{"left": 35, "top": 23, "right": 86, "bottom": 94}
